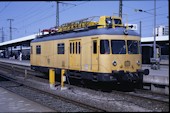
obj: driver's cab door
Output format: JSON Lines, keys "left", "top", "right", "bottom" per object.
{"left": 91, "top": 38, "right": 99, "bottom": 71}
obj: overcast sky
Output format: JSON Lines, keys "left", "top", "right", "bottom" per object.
{"left": 0, "top": 0, "right": 168, "bottom": 42}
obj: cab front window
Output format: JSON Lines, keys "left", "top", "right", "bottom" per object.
{"left": 111, "top": 40, "right": 126, "bottom": 54}
{"left": 114, "top": 19, "right": 122, "bottom": 24}
{"left": 127, "top": 40, "right": 139, "bottom": 54}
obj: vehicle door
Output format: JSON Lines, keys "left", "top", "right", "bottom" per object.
{"left": 91, "top": 38, "right": 99, "bottom": 71}
{"left": 69, "top": 39, "right": 81, "bottom": 70}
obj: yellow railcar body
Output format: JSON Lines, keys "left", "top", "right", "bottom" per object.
{"left": 31, "top": 15, "right": 149, "bottom": 84}
{"left": 31, "top": 35, "right": 141, "bottom": 73}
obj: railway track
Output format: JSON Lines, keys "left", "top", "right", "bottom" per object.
{"left": 0, "top": 61, "right": 169, "bottom": 112}
{"left": 0, "top": 62, "right": 107, "bottom": 112}
{"left": 0, "top": 74, "right": 106, "bottom": 112}
{"left": 107, "top": 88, "right": 169, "bottom": 109}
{"left": 0, "top": 61, "right": 44, "bottom": 77}
{"left": 127, "top": 89, "right": 169, "bottom": 103}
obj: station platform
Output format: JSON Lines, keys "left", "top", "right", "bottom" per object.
{"left": 0, "top": 58, "right": 169, "bottom": 94}
{"left": 142, "top": 64, "right": 169, "bottom": 95}
{"left": 142, "top": 64, "right": 169, "bottom": 85}
{"left": 160, "top": 60, "right": 169, "bottom": 65}
{"left": 0, "top": 58, "right": 30, "bottom": 66}
{"left": 0, "top": 87, "right": 55, "bottom": 112}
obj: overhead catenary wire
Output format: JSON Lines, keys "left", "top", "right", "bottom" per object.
{"left": 4, "top": 2, "right": 79, "bottom": 39}
{"left": 124, "top": 4, "right": 168, "bottom": 17}
{"left": 1, "top": 1, "right": 167, "bottom": 39}
{"left": 0, "top": 2, "right": 48, "bottom": 25}
{"left": 123, "top": 4, "right": 167, "bottom": 11}
{"left": 129, "top": 13, "right": 168, "bottom": 22}
{"left": 13, "top": 2, "right": 46, "bottom": 21}
{"left": 12, "top": 1, "right": 89, "bottom": 38}
{"left": 14, "top": 3, "right": 54, "bottom": 25}
{"left": 15, "top": 1, "right": 89, "bottom": 33}
{"left": 0, "top": 2, "right": 11, "bottom": 14}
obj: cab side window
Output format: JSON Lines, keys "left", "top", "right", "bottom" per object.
{"left": 100, "top": 40, "right": 110, "bottom": 54}
{"left": 36, "top": 45, "right": 41, "bottom": 54}
{"left": 93, "top": 40, "right": 97, "bottom": 54}
{"left": 57, "top": 43, "right": 65, "bottom": 54}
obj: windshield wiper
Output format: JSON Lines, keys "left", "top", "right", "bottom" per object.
{"left": 119, "top": 45, "right": 126, "bottom": 54}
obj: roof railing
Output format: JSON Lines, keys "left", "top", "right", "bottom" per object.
{"left": 39, "top": 15, "right": 123, "bottom": 37}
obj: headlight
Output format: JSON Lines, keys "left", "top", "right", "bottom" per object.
{"left": 112, "top": 61, "right": 117, "bottom": 66}
{"left": 137, "top": 60, "right": 140, "bottom": 65}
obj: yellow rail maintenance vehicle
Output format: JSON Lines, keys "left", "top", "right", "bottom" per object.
{"left": 30, "top": 15, "right": 149, "bottom": 88}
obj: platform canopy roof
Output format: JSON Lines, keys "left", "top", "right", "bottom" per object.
{"left": 0, "top": 34, "right": 37, "bottom": 46}
{"left": 141, "top": 35, "right": 169, "bottom": 42}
